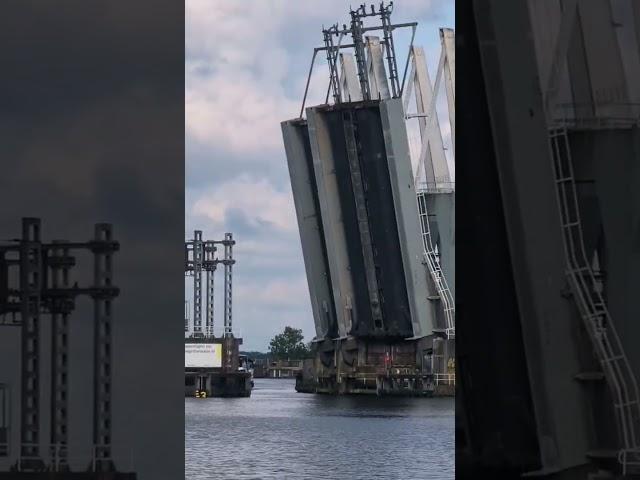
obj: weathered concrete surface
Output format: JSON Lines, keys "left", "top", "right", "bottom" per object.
{"left": 295, "top": 336, "right": 454, "bottom": 397}
{"left": 293, "top": 100, "right": 433, "bottom": 339}
{"left": 281, "top": 119, "right": 337, "bottom": 339}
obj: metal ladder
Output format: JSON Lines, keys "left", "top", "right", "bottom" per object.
{"left": 417, "top": 190, "right": 455, "bottom": 339}
{"left": 549, "top": 127, "right": 640, "bottom": 475}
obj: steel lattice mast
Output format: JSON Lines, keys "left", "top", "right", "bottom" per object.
{"left": 185, "top": 231, "right": 235, "bottom": 338}
{"left": 0, "top": 217, "right": 121, "bottom": 473}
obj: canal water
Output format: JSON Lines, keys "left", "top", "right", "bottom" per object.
{"left": 185, "top": 378, "right": 454, "bottom": 479}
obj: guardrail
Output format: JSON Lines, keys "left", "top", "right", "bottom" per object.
{"left": 550, "top": 103, "right": 640, "bottom": 129}
{"left": 433, "top": 373, "right": 455, "bottom": 386}
{"left": 415, "top": 181, "right": 455, "bottom": 194}
{"left": 2, "top": 443, "right": 135, "bottom": 473}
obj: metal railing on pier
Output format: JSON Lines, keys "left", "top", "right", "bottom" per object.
{"left": 433, "top": 373, "right": 455, "bottom": 386}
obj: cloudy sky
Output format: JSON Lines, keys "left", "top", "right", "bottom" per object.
{"left": 186, "top": 0, "right": 454, "bottom": 351}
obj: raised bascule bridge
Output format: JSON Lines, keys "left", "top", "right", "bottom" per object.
{"left": 281, "top": 2, "right": 455, "bottom": 396}
{"left": 457, "top": 1, "right": 640, "bottom": 478}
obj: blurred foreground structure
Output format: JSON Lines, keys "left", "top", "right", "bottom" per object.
{"left": 0, "top": 218, "right": 135, "bottom": 478}
{"left": 282, "top": 2, "right": 455, "bottom": 397}
{"left": 458, "top": 1, "right": 640, "bottom": 478}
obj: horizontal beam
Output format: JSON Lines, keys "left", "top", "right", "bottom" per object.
{"left": 324, "top": 22, "right": 418, "bottom": 38}
{"left": 45, "top": 287, "right": 120, "bottom": 298}
{"left": 0, "top": 241, "right": 119, "bottom": 252}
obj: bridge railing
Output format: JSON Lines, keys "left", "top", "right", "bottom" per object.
{"left": 433, "top": 373, "right": 455, "bottom": 386}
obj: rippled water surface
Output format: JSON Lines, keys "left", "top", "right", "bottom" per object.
{"left": 185, "top": 378, "right": 454, "bottom": 479}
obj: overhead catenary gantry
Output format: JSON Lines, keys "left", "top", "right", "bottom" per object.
{"left": 300, "top": 2, "right": 418, "bottom": 118}
{"left": 184, "top": 231, "right": 235, "bottom": 338}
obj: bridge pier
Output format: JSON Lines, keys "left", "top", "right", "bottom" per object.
{"left": 296, "top": 336, "right": 454, "bottom": 397}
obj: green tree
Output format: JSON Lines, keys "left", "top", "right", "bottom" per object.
{"left": 268, "top": 326, "right": 310, "bottom": 360}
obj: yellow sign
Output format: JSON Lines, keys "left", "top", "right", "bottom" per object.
{"left": 195, "top": 390, "right": 207, "bottom": 398}
{"left": 185, "top": 343, "right": 222, "bottom": 368}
